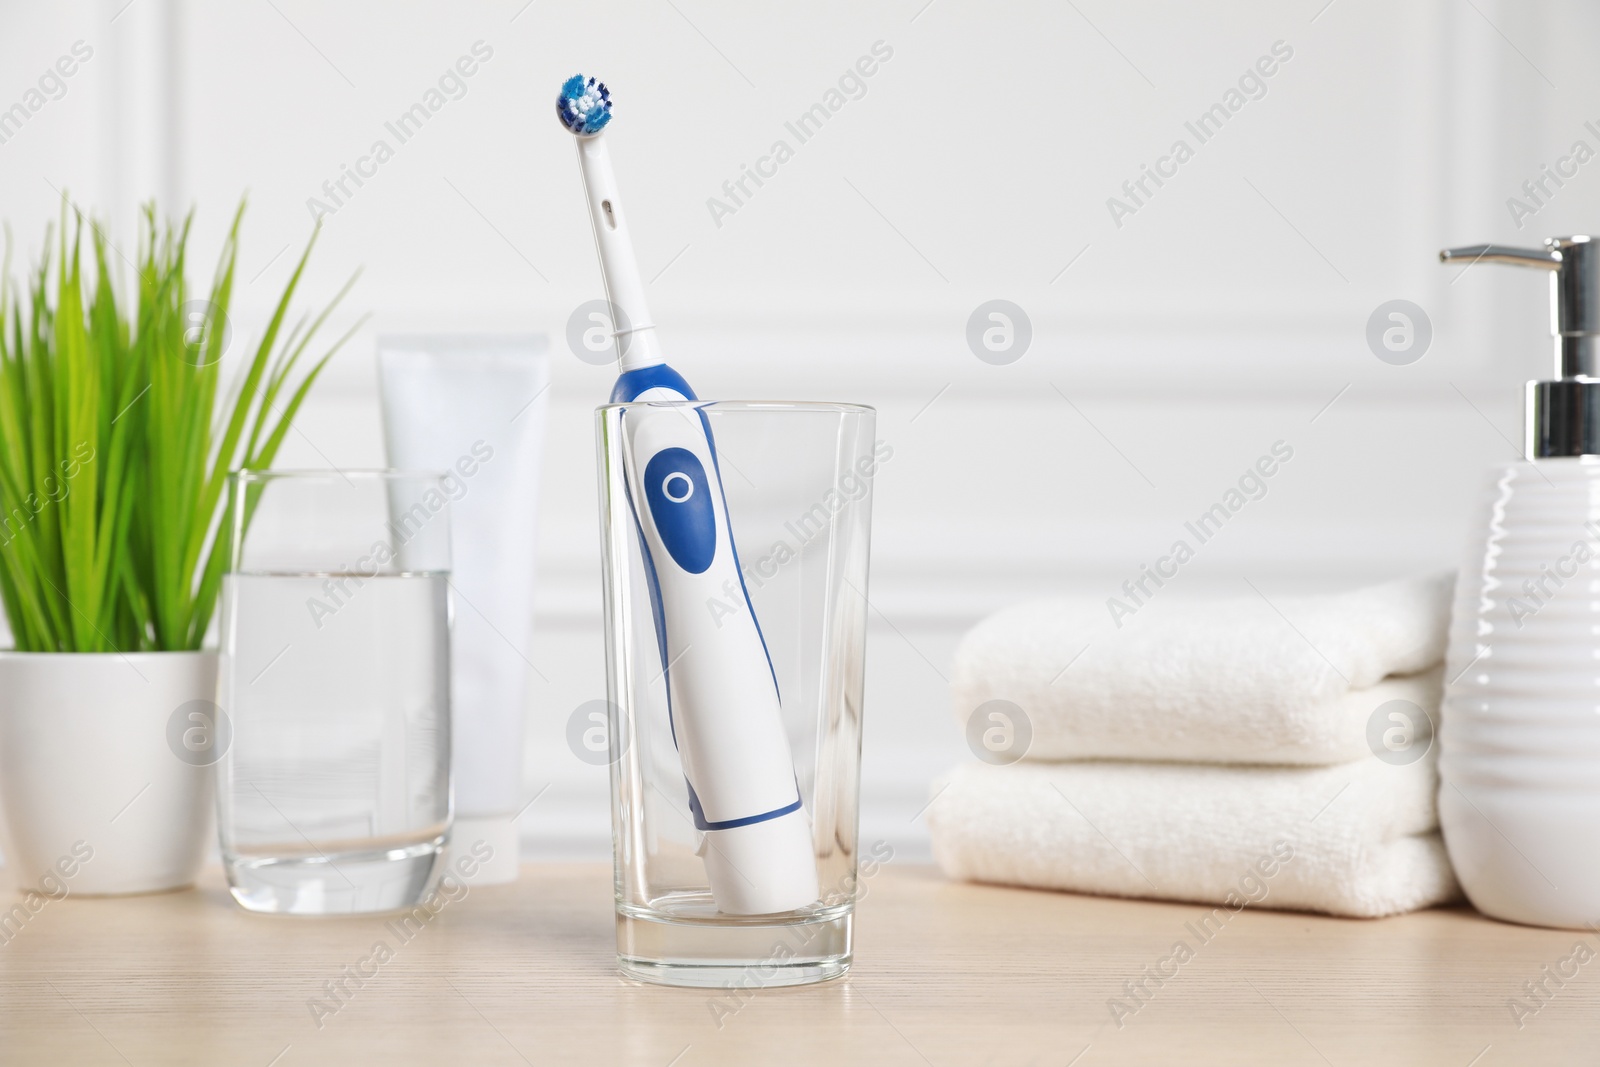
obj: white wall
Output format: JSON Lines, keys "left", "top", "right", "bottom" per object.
{"left": 3, "top": 0, "right": 1598, "bottom": 859}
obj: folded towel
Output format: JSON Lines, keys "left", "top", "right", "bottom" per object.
{"left": 926, "top": 755, "right": 1460, "bottom": 918}
{"left": 951, "top": 574, "right": 1453, "bottom": 765}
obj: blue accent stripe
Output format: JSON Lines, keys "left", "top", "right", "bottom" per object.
{"left": 617, "top": 411, "right": 677, "bottom": 747}
{"left": 689, "top": 786, "right": 803, "bottom": 832}
{"left": 697, "top": 406, "right": 782, "bottom": 703}
{"left": 611, "top": 363, "right": 698, "bottom": 403}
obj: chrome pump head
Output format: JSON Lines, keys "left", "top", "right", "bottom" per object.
{"left": 1441, "top": 237, "right": 1600, "bottom": 458}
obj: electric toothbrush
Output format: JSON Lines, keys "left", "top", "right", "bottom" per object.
{"left": 557, "top": 75, "right": 819, "bottom": 915}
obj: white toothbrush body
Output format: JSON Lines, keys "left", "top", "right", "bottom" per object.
{"left": 560, "top": 76, "right": 819, "bottom": 914}
{"left": 616, "top": 399, "right": 819, "bottom": 914}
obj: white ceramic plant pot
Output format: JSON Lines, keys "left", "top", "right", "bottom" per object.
{"left": 0, "top": 651, "right": 218, "bottom": 895}
{"left": 1441, "top": 458, "right": 1600, "bottom": 928}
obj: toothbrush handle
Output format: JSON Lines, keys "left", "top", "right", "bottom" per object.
{"left": 622, "top": 407, "right": 800, "bottom": 824}
{"left": 620, "top": 404, "right": 820, "bottom": 914}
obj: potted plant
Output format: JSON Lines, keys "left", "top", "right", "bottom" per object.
{"left": 0, "top": 202, "right": 357, "bottom": 895}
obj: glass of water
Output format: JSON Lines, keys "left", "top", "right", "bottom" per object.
{"left": 216, "top": 470, "right": 452, "bottom": 915}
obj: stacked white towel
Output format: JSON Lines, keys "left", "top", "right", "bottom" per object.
{"left": 927, "top": 574, "right": 1462, "bottom": 918}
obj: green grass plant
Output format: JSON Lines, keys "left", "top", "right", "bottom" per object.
{"left": 0, "top": 201, "right": 360, "bottom": 652}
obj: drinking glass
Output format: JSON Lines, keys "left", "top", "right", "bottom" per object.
{"left": 216, "top": 470, "right": 452, "bottom": 914}
{"left": 597, "top": 401, "right": 876, "bottom": 986}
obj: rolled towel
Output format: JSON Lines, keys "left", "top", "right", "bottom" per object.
{"left": 952, "top": 573, "right": 1453, "bottom": 765}
{"left": 926, "top": 754, "right": 1459, "bottom": 918}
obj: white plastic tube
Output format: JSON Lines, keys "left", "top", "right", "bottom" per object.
{"left": 377, "top": 335, "right": 549, "bottom": 884}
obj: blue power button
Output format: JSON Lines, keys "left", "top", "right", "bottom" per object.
{"left": 643, "top": 447, "right": 716, "bottom": 574}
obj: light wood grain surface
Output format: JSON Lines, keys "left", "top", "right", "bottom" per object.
{"left": 0, "top": 863, "right": 1593, "bottom": 1065}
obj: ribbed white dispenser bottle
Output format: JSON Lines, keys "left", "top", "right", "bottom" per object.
{"left": 1439, "top": 236, "right": 1600, "bottom": 929}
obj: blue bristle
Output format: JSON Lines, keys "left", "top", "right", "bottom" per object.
{"left": 557, "top": 74, "right": 613, "bottom": 136}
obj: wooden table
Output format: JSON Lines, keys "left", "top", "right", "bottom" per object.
{"left": 0, "top": 864, "right": 1592, "bottom": 1065}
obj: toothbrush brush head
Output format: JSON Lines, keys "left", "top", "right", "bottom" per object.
{"left": 557, "top": 75, "right": 612, "bottom": 136}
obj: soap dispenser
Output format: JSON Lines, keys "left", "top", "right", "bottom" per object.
{"left": 1438, "top": 235, "right": 1600, "bottom": 929}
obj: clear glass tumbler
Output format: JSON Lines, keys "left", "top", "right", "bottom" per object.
{"left": 216, "top": 470, "right": 453, "bottom": 915}
{"left": 597, "top": 401, "right": 877, "bottom": 986}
